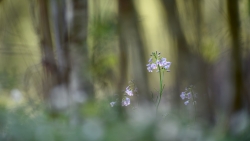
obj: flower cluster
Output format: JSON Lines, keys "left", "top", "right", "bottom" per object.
{"left": 180, "top": 86, "right": 197, "bottom": 105}
{"left": 110, "top": 81, "right": 137, "bottom": 107}
{"left": 146, "top": 51, "right": 171, "bottom": 72}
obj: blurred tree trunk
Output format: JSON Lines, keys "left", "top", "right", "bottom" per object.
{"left": 117, "top": 0, "right": 129, "bottom": 119}
{"left": 50, "top": 0, "right": 71, "bottom": 85}
{"left": 162, "top": 0, "right": 213, "bottom": 122}
{"left": 37, "top": 0, "right": 73, "bottom": 114}
{"left": 38, "top": 0, "right": 59, "bottom": 99}
{"left": 69, "top": 0, "right": 94, "bottom": 99}
{"left": 227, "top": 0, "right": 246, "bottom": 113}
{"left": 37, "top": 0, "right": 93, "bottom": 114}
{"left": 162, "top": 0, "right": 192, "bottom": 109}
{"left": 192, "top": 0, "right": 214, "bottom": 123}
{"left": 193, "top": 0, "right": 202, "bottom": 50}
{"left": 244, "top": 0, "right": 250, "bottom": 113}
{"left": 118, "top": 0, "right": 151, "bottom": 102}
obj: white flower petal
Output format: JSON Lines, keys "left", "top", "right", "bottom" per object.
{"left": 110, "top": 102, "right": 116, "bottom": 107}
{"left": 122, "top": 97, "right": 130, "bottom": 106}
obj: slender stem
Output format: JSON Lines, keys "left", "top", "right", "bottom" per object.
{"left": 191, "top": 89, "right": 197, "bottom": 121}
{"left": 156, "top": 65, "right": 163, "bottom": 114}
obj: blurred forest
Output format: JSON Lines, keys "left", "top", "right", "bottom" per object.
{"left": 1, "top": 0, "right": 250, "bottom": 140}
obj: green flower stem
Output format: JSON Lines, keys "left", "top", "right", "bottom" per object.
{"left": 156, "top": 65, "right": 163, "bottom": 114}
{"left": 191, "top": 89, "right": 197, "bottom": 121}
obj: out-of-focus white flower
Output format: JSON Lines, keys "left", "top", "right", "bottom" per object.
{"left": 10, "top": 89, "right": 22, "bottom": 102}
{"left": 72, "top": 91, "right": 86, "bottom": 103}
{"left": 110, "top": 102, "right": 116, "bottom": 107}
{"left": 50, "top": 85, "right": 69, "bottom": 110}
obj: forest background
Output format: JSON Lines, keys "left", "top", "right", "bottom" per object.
{"left": 0, "top": 0, "right": 250, "bottom": 140}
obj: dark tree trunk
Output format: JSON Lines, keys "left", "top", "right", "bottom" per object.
{"left": 38, "top": 0, "right": 59, "bottom": 99}
{"left": 162, "top": 0, "right": 214, "bottom": 123}
{"left": 227, "top": 0, "right": 245, "bottom": 113}
{"left": 118, "top": 0, "right": 151, "bottom": 102}
{"left": 117, "top": 0, "right": 129, "bottom": 119}
{"left": 162, "top": 0, "right": 192, "bottom": 109}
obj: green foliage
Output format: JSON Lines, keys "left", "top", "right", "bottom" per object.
{"left": 0, "top": 70, "right": 19, "bottom": 89}
{"left": 0, "top": 101, "right": 250, "bottom": 141}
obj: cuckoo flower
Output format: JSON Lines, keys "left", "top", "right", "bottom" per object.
{"left": 146, "top": 52, "right": 171, "bottom": 73}
{"left": 180, "top": 85, "right": 198, "bottom": 121}
{"left": 125, "top": 86, "right": 133, "bottom": 96}
{"left": 122, "top": 97, "right": 130, "bottom": 106}
{"left": 180, "top": 86, "right": 197, "bottom": 106}
{"left": 146, "top": 51, "right": 171, "bottom": 114}
{"left": 110, "top": 81, "right": 137, "bottom": 107}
